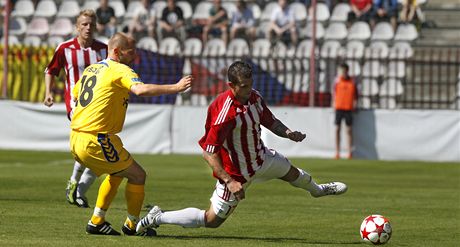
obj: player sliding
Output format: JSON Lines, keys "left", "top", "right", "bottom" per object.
{"left": 137, "top": 61, "right": 347, "bottom": 232}
{"left": 70, "top": 32, "right": 192, "bottom": 236}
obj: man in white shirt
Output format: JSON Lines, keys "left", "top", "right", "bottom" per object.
{"left": 267, "top": 0, "right": 298, "bottom": 45}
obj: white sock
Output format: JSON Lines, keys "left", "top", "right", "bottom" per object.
{"left": 290, "top": 168, "right": 323, "bottom": 197}
{"left": 70, "top": 161, "right": 85, "bottom": 182}
{"left": 157, "top": 208, "right": 206, "bottom": 228}
{"left": 76, "top": 168, "right": 97, "bottom": 198}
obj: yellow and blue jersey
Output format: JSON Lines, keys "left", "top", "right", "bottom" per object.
{"left": 71, "top": 59, "right": 143, "bottom": 134}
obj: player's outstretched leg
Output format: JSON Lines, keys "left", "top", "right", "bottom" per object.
{"left": 136, "top": 206, "right": 206, "bottom": 233}
{"left": 75, "top": 168, "right": 97, "bottom": 208}
{"left": 287, "top": 167, "right": 347, "bottom": 197}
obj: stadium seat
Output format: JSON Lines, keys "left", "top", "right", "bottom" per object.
{"left": 289, "top": 2, "right": 307, "bottom": 24}
{"left": 346, "top": 60, "right": 361, "bottom": 77}
{"left": 295, "top": 39, "right": 316, "bottom": 58}
{"left": 360, "top": 78, "right": 379, "bottom": 96}
{"left": 371, "top": 22, "right": 394, "bottom": 41}
{"left": 324, "top": 22, "right": 347, "bottom": 40}
{"left": 11, "top": 0, "right": 35, "bottom": 19}
{"left": 387, "top": 61, "right": 406, "bottom": 78}
{"left": 251, "top": 38, "right": 271, "bottom": 57}
{"left": 34, "top": 0, "right": 58, "bottom": 19}
{"left": 222, "top": 2, "right": 237, "bottom": 20}
{"left": 57, "top": 0, "right": 80, "bottom": 19}
{"left": 192, "top": 1, "right": 212, "bottom": 21}
{"left": 26, "top": 18, "right": 50, "bottom": 37}
{"left": 365, "top": 41, "right": 389, "bottom": 58}
{"left": 347, "top": 21, "right": 371, "bottom": 41}
{"left": 49, "top": 18, "right": 74, "bottom": 37}
{"left": 22, "top": 35, "right": 41, "bottom": 46}
{"left": 183, "top": 38, "right": 202, "bottom": 56}
{"left": 1, "top": 35, "right": 21, "bottom": 45}
{"left": 308, "top": 2, "right": 330, "bottom": 22}
{"left": 389, "top": 42, "right": 414, "bottom": 59}
{"left": 153, "top": 1, "right": 167, "bottom": 18}
{"left": 330, "top": 3, "right": 351, "bottom": 22}
{"left": 177, "top": 1, "right": 193, "bottom": 21}
{"left": 9, "top": 17, "right": 27, "bottom": 37}
{"left": 248, "top": 3, "right": 261, "bottom": 22}
{"left": 320, "top": 40, "right": 342, "bottom": 58}
{"left": 260, "top": 2, "right": 278, "bottom": 21}
{"left": 158, "top": 37, "right": 181, "bottom": 55}
{"left": 256, "top": 21, "right": 270, "bottom": 39}
{"left": 380, "top": 78, "right": 404, "bottom": 96}
{"left": 137, "top": 37, "right": 158, "bottom": 52}
{"left": 362, "top": 61, "right": 384, "bottom": 78}
{"left": 125, "top": 1, "right": 143, "bottom": 20}
{"left": 394, "top": 23, "right": 418, "bottom": 42}
{"left": 343, "top": 40, "right": 365, "bottom": 59}
{"left": 202, "top": 38, "right": 226, "bottom": 57}
{"left": 109, "top": 1, "right": 126, "bottom": 20}
{"left": 301, "top": 22, "right": 325, "bottom": 40}
{"left": 48, "top": 36, "right": 65, "bottom": 47}
{"left": 226, "top": 38, "right": 250, "bottom": 57}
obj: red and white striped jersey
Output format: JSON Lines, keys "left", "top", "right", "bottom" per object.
{"left": 45, "top": 37, "right": 107, "bottom": 115}
{"left": 199, "top": 89, "right": 277, "bottom": 183}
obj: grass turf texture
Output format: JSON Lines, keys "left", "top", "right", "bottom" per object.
{"left": 0, "top": 149, "right": 458, "bottom": 247}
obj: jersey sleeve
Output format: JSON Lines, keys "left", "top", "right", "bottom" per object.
{"left": 116, "top": 65, "right": 144, "bottom": 90}
{"left": 199, "top": 103, "right": 234, "bottom": 153}
{"left": 259, "top": 97, "right": 277, "bottom": 128}
{"left": 44, "top": 46, "right": 65, "bottom": 76}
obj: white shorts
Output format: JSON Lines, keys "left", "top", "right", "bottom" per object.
{"left": 210, "top": 148, "right": 292, "bottom": 218}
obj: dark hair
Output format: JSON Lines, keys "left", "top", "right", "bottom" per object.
{"left": 339, "top": 62, "right": 349, "bottom": 71}
{"left": 228, "top": 61, "right": 252, "bottom": 85}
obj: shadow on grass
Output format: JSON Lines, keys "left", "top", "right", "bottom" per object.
{"left": 155, "top": 234, "right": 363, "bottom": 245}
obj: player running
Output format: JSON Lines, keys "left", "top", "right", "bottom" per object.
{"left": 70, "top": 32, "right": 192, "bottom": 236}
{"left": 136, "top": 61, "right": 347, "bottom": 232}
{"left": 44, "top": 10, "right": 107, "bottom": 208}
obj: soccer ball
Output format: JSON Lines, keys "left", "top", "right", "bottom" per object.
{"left": 360, "top": 214, "right": 392, "bottom": 245}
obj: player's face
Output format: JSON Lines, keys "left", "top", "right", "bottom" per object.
{"left": 231, "top": 77, "right": 253, "bottom": 103}
{"left": 119, "top": 39, "right": 137, "bottom": 65}
{"left": 76, "top": 15, "right": 96, "bottom": 41}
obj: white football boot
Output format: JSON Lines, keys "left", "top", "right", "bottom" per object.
{"left": 136, "top": 206, "right": 162, "bottom": 233}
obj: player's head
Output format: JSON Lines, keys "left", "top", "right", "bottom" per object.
{"left": 108, "top": 32, "right": 137, "bottom": 65}
{"left": 338, "top": 62, "right": 350, "bottom": 77}
{"left": 76, "top": 9, "right": 97, "bottom": 41}
{"left": 228, "top": 61, "right": 253, "bottom": 103}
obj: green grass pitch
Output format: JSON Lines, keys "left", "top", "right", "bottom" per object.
{"left": 0, "top": 149, "right": 458, "bottom": 246}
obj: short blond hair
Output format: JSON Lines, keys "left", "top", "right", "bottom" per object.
{"left": 76, "top": 9, "right": 97, "bottom": 23}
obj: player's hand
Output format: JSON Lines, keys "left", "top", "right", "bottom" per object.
{"left": 176, "top": 75, "right": 193, "bottom": 93}
{"left": 44, "top": 94, "right": 54, "bottom": 107}
{"left": 287, "top": 131, "right": 306, "bottom": 142}
{"left": 227, "top": 180, "right": 245, "bottom": 201}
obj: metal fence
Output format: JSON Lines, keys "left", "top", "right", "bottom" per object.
{"left": 0, "top": 44, "right": 459, "bottom": 110}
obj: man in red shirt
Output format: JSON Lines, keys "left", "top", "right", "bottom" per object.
{"left": 44, "top": 9, "right": 108, "bottom": 208}
{"left": 136, "top": 61, "right": 347, "bottom": 232}
{"left": 348, "top": 0, "right": 373, "bottom": 24}
{"left": 333, "top": 63, "right": 358, "bottom": 159}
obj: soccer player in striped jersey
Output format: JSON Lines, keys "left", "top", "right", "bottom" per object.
{"left": 136, "top": 61, "right": 348, "bottom": 232}
{"left": 44, "top": 10, "right": 107, "bottom": 208}
{"left": 70, "top": 32, "right": 192, "bottom": 236}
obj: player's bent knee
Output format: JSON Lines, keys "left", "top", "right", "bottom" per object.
{"left": 204, "top": 210, "right": 225, "bottom": 228}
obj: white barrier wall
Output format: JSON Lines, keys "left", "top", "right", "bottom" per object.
{"left": 0, "top": 101, "right": 459, "bottom": 162}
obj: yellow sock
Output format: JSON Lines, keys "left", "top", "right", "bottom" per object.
{"left": 125, "top": 183, "right": 145, "bottom": 220}
{"left": 91, "top": 175, "right": 123, "bottom": 224}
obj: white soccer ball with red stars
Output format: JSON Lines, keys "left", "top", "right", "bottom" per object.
{"left": 360, "top": 214, "right": 392, "bottom": 245}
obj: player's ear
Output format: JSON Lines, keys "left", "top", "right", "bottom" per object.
{"left": 227, "top": 81, "right": 235, "bottom": 89}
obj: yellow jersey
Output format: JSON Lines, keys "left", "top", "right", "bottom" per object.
{"left": 71, "top": 59, "right": 143, "bottom": 134}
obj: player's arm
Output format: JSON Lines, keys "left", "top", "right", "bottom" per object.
{"left": 44, "top": 74, "right": 56, "bottom": 107}
{"left": 130, "top": 75, "right": 192, "bottom": 96}
{"left": 202, "top": 151, "right": 245, "bottom": 201}
{"left": 269, "top": 120, "right": 306, "bottom": 142}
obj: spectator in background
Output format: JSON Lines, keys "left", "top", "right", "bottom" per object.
{"left": 267, "top": 0, "right": 298, "bottom": 46}
{"left": 371, "top": 0, "right": 398, "bottom": 30}
{"left": 128, "top": 0, "right": 156, "bottom": 39}
{"left": 348, "top": 0, "right": 373, "bottom": 24}
{"left": 203, "top": 0, "right": 229, "bottom": 45}
{"left": 400, "top": 0, "right": 425, "bottom": 24}
{"left": 159, "top": 0, "right": 186, "bottom": 41}
{"left": 96, "top": 0, "right": 117, "bottom": 38}
{"left": 332, "top": 63, "right": 358, "bottom": 160}
{"left": 230, "top": 0, "right": 256, "bottom": 42}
